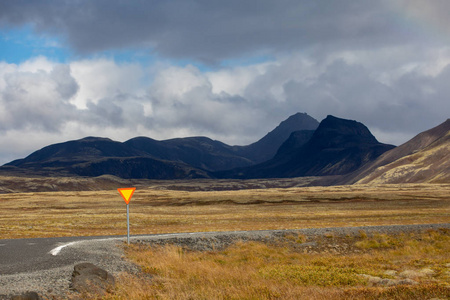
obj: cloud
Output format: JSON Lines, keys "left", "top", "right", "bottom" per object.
{"left": 2, "top": 47, "right": 450, "bottom": 165}
{"left": 0, "top": 0, "right": 437, "bottom": 64}
{"left": 0, "top": 58, "right": 78, "bottom": 132}
{"left": 69, "top": 59, "right": 145, "bottom": 109}
{"left": 2, "top": 0, "right": 450, "bottom": 168}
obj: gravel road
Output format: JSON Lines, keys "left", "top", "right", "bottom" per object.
{"left": 1, "top": 223, "right": 449, "bottom": 299}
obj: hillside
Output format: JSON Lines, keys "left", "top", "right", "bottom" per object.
{"left": 233, "top": 112, "right": 319, "bottom": 163}
{"left": 124, "top": 136, "right": 253, "bottom": 171}
{"left": 1, "top": 112, "right": 319, "bottom": 179}
{"left": 216, "top": 115, "right": 395, "bottom": 179}
{"left": 349, "top": 119, "right": 450, "bottom": 184}
{"left": 4, "top": 137, "right": 210, "bottom": 179}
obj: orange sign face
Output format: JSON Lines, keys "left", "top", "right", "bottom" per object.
{"left": 118, "top": 187, "right": 136, "bottom": 205}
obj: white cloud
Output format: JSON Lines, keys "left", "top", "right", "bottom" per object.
{"left": 70, "top": 59, "right": 145, "bottom": 109}
{"left": 1, "top": 46, "right": 450, "bottom": 164}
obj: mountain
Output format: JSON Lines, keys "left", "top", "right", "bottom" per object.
{"left": 124, "top": 136, "right": 253, "bottom": 171}
{"left": 2, "top": 112, "right": 319, "bottom": 179}
{"left": 346, "top": 119, "right": 450, "bottom": 184}
{"left": 123, "top": 113, "right": 319, "bottom": 171}
{"left": 234, "top": 112, "right": 319, "bottom": 163}
{"left": 215, "top": 115, "right": 395, "bottom": 179}
{"left": 4, "top": 137, "right": 210, "bottom": 179}
{"left": 274, "top": 130, "right": 316, "bottom": 157}
{"left": 6, "top": 137, "right": 143, "bottom": 169}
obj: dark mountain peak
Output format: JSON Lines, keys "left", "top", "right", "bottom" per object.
{"left": 311, "top": 115, "right": 379, "bottom": 148}
{"left": 125, "top": 136, "right": 157, "bottom": 143}
{"left": 278, "top": 112, "right": 318, "bottom": 129}
{"left": 217, "top": 116, "right": 394, "bottom": 179}
{"left": 78, "top": 136, "right": 114, "bottom": 142}
{"left": 319, "top": 115, "right": 374, "bottom": 137}
{"left": 237, "top": 112, "right": 320, "bottom": 163}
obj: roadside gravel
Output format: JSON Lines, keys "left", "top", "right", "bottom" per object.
{"left": 1, "top": 223, "right": 449, "bottom": 299}
{"left": 134, "top": 223, "right": 450, "bottom": 251}
{"left": 0, "top": 238, "right": 139, "bottom": 299}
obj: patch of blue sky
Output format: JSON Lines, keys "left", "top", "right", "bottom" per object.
{"left": 0, "top": 26, "right": 70, "bottom": 64}
{"left": 0, "top": 25, "right": 269, "bottom": 72}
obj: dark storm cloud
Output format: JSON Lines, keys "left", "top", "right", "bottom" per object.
{"left": 281, "top": 58, "right": 449, "bottom": 140}
{"left": 0, "top": 0, "right": 414, "bottom": 63}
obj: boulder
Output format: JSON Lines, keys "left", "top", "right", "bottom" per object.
{"left": 70, "top": 263, "right": 115, "bottom": 296}
{"left": 10, "top": 292, "right": 40, "bottom": 300}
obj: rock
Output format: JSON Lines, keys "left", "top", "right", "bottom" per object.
{"left": 360, "top": 274, "right": 383, "bottom": 286}
{"left": 70, "top": 263, "right": 115, "bottom": 296}
{"left": 299, "top": 241, "right": 317, "bottom": 248}
{"left": 383, "top": 270, "right": 397, "bottom": 277}
{"left": 419, "top": 268, "right": 435, "bottom": 276}
{"left": 400, "top": 269, "right": 426, "bottom": 279}
{"left": 10, "top": 292, "right": 40, "bottom": 300}
{"left": 360, "top": 274, "right": 417, "bottom": 287}
{"left": 396, "top": 278, "right": 418, "bottom": 285}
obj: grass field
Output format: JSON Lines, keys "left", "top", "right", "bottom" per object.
{"left": 105, "top": 228, "right": 450, "bottom": 300}
{"left": 1, "top": 183, "right": 449, "bottom": 239}
{"left": 1, "top": 182, "right": 449, "bottom": 299}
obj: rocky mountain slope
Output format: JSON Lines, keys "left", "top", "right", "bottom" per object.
{"left": 215, "top": 115, "right": 395, "bottom": 179}
{"left": 1, "top": 113, "right": 320, "bottom": 179}
{"left": 232, "top": 112, "right": 319, "bottom": 163}
{"left": 347, "top": 119, "right": 450, "bottom": 184}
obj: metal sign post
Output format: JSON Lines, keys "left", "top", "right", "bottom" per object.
{"left": 126, "top": 203, "right": 130, "bottom": 244}
{"left": 118, "top": 188, "right": 136, "bottom": 245}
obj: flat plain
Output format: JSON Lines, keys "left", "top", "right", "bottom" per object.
{"left": 1, "top": 180, "right": 450, "bottom": 299}
{"left": 1, "top": 182, "right": 449, "bottom": 239}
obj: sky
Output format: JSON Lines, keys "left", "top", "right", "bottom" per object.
{"left": 0, "top": 0, "right": 449, "bottom": 164}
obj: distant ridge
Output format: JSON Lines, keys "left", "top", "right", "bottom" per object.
{"left": 124, "top": 136, "right": 253, "bottom": 171}
{"left": 215, "top": 115, "right": 395, "bottom": 178}
{"left": 4, "top": 137, "right": 209, "bottom": 179}
{"left": 1, "top": 112, "right": 320, "bottom": 179}
{"left": 1, "top": 113, "right": 446, "bottom": 184}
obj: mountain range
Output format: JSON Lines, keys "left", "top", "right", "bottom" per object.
{"left": 215, "top": 115, "right": 395, "bottom": 179}
{"left": 1, "top": 112, "right": 448, "bottom": 185}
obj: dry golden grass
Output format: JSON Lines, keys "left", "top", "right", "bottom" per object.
{"left": 0, "top": 183, "right": 449, "bottom": 239}
{"left": 1, "top": 182, "right": 449, "bottom": 299}
{"left": 103, "top": 228, "right": 450, "bottom": 300}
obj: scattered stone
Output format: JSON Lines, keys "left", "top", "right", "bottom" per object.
{"left": 299, "top": 242, "right": 317, "bottom": 248}
{"left": 400, "top": 269, "right": 426, "bottom": 279}
{"left": 70, "top": 263, "right": 115, "bottom": 296}
{"left": 419, "top": 268, "right": 435, "bottom": 276}
{"left": 360, "top": 274, "right": 417, "bottom": 287}
{"left": 383, "top": 270, "right": 397, "bottom": 277}
{"left": 360, "top": 274, "right": 383, "bottom": 286}
{"left": 10, "top": 292, "right": 40, "bottom": 300}
{"left": 396, "top": 278, "right": 419, "bottom": 286}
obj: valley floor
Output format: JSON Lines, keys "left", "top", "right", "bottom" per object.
{"left": 1, "top": 183, "right": 449, "bottom": 239}
{"left": 1, "top": 181, "right": 449, "bottom": 299}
